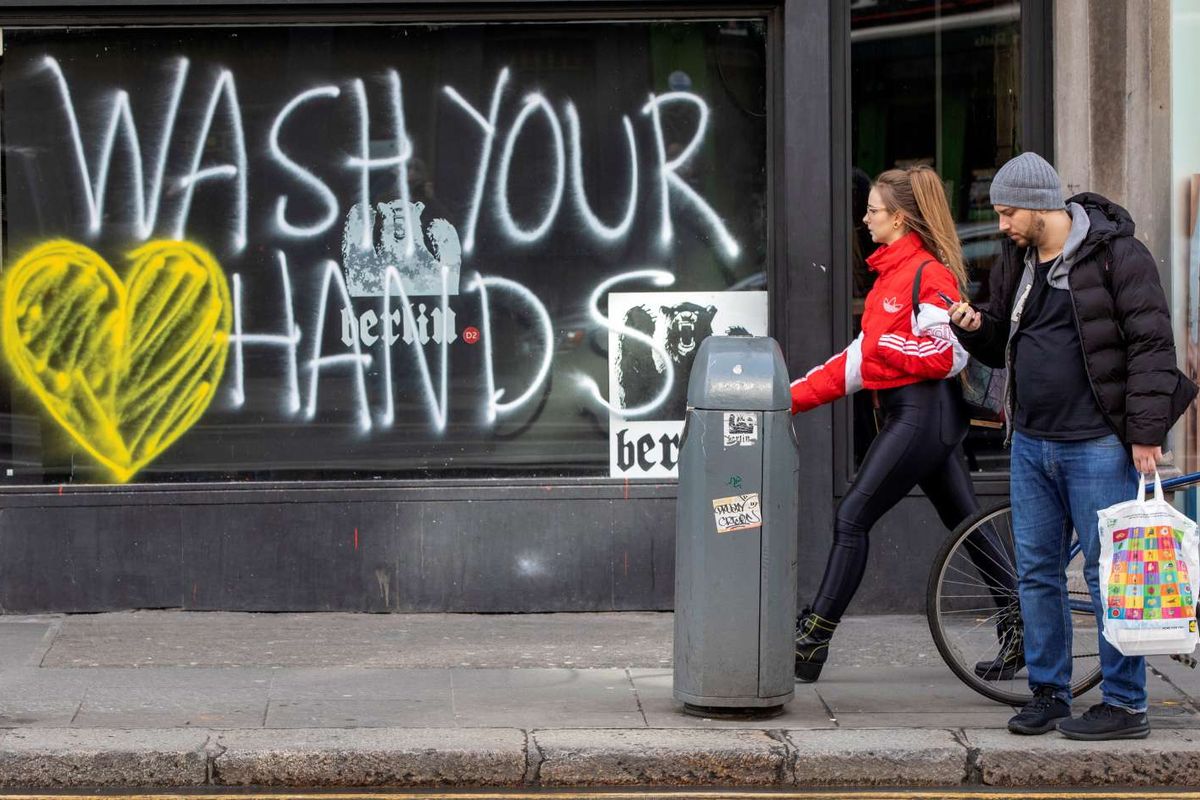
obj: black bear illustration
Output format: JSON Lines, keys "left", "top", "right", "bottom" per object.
{"left": 615, "top": 305, "right": 660, "bottom": 411}
{"left": 659, "top": 302, "right": 718, "bottom": 418}
{"left": 615, "top": 301, "right": 747, "bottom": 419}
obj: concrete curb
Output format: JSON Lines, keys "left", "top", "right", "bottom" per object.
{"left": 0, "top": 728, "right": 210, "bottom": 788}
{"left": 533, "top": 729, "right": 788, "bottom": 786}
{"left": 963, "top": 728, "right": 1200, "bottom": 787}
{"left": 0, "top": 726, "right": 1199, "bottom": 788}
{"left": 212, "top": 728, "right": 527, "bottom": 787}
{"left": 786, "top": 729, "right": 967, "bottom": 786}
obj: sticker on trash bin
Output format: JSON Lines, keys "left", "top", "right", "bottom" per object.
{"left": 712, "top": 493, "right": 763, "bottom": 533}
{"left": 723, "top": 412, "right": 758, "bottom": 447}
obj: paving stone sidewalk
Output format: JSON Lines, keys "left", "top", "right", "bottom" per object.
{"left": 1, "top": 611, "right": 1199, "bottom": 789}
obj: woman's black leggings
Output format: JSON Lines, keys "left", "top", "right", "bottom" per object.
{"left": 811, "top": 379, "right": 1011, "bottom": 621}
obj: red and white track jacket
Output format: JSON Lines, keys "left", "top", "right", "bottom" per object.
{"left": 791, "top": 232, "right": 969, "bottom": 414}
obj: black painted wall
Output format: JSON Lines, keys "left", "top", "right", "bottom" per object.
{"left": 0, "top": 484, "right": 676, "bottom": 612}
{"left": 0, "top": 482, "right": 970, "bottom": 614}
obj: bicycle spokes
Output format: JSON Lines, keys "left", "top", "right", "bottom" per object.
{"left": 928, "top": 504, "right": 1103, "bottom": 706}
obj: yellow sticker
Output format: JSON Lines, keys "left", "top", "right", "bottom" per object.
{"left": 712, "top": 493, "right": 762, "bottom": 533}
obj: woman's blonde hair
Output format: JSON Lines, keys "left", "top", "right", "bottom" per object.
{"left": 873, "top": 166, "right": 968, "bottom": 295}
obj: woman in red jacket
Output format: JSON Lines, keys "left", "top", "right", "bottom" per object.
{"left": 792, "top": 166, "right": 1001, "bottom": 682}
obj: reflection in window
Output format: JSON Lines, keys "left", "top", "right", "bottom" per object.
{"left": 849, "top": 0, "right": 1020, "bottom": 474}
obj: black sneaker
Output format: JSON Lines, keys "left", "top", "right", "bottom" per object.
{"left": 1058, "top": 703, "right": 1150, "bottom": 741}
{"left": 1007, "top": 686, "right": 1071, "bottom": 735}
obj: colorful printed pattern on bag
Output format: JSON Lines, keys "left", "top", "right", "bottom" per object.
{"left": 1107, "top": 526, "right": 1195, "bottom": 622}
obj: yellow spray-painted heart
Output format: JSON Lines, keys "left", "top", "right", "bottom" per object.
{"left": 2, "top": 239, "right": 231, "bottom": 482}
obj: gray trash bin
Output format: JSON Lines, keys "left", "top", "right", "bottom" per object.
{"left": 672, "top": 335, "right": 799, "bottom": 716}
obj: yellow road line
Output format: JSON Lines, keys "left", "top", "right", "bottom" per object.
{"left": 4, "top": 792, "right": 1200, "bottom": 800}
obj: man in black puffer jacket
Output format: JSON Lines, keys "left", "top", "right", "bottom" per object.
{"left": 951, "top": 152, "right": 1197, "bottom": 742}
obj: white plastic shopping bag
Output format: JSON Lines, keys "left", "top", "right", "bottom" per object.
{"left": 1098, "top": 472, "right": 1200, "bottom": 657}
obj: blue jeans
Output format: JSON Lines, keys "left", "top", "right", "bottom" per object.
{"left": 1010, "top": 431, "right": 1145, "bottom": 712}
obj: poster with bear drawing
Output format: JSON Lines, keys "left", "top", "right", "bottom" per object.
{"left": 607, "top": 291, "right": 768, "bottom": 478}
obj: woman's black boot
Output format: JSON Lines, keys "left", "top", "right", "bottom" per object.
{"left": 974, "top": 614, "right": 1026, "bottom": 680}
{"left": 794, "top": 608, "right": 838, "bottom": 682}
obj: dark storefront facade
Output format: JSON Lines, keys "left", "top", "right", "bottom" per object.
{"left": 0, "top": 0, "right": 1050, "bottom": 613}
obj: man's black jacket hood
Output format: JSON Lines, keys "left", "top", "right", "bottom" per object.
{"left": 1074, "top": 192, "right": 1136, "bottom": 258}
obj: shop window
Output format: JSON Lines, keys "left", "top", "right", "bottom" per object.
{"left": 849, "top": 0, "right": 1021, "bottom": 475}
{"left": 0, "top": 20, "right": 768, "bottom": 483}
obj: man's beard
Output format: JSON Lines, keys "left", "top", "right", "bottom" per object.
{"left": 1024, "top": 215, "right": 1046, "bottom": 248}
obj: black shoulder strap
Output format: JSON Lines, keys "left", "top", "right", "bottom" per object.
{"left": 911, "top": 259, "right": 932, "bottom": 311}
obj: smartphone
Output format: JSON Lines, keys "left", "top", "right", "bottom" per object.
{"left": 939, "top": 291, "right": 976, "bottom": 317}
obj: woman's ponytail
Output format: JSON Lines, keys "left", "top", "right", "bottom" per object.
{"left": 907, "top": 166, "right": 969, "bottom": 295}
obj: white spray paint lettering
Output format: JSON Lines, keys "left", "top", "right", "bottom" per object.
{"left": 229, "top": 251, "right": 302, "bottom": 414}
{"left": 565, "top": 102, "right": 639, "bottom": 241}
{"left": 41, "top": 61, "right": 742, "bottom": 261}
{"left": 43, "top": 56, "right": 189, "bottom": 240}
{"left": 173, "top": 68, "right": 249, "bottom": 252}
{"left": 643, "top": 92, "right": 740, "bottom": 260}
{"left": 269, "top": 85, "right": 342, "bottom": 238}
{"left": 347, "top": 72, "right": 416, "bottom": 254}
{"left": 442, "top": 68, "right": 510, "bottom": 255}
{"left": 494, "top": 93, "right": 565, "bottom": 244}
{"left": 378, "top": 264, "right": 451, "bottom": 432}
{"left": 575, "top": 269, "right": 677, "bottom": 417}
{"left": 28, "top": 57, "right": 754, "bottom": 437}
{"left": 307, "top": 260, "right": 374, "bottom": 432}
{"left": 468, "top": 272, "right": 554, "bottom": 424}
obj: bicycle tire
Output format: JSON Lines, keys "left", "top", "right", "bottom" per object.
{"left": 926, "top": 502, "right": 1104, "bottom": 705}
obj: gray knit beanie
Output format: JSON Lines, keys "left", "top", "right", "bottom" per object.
{"left": 989, "top": 152, "right": 1065, "bottom": 210}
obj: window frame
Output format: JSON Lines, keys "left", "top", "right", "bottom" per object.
{"left": 832, "top": 0, "right": 1054, "bottom": 498}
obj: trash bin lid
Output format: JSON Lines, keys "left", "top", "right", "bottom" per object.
{"left": 686, "top": 336, "right": 791, "bottom": 411}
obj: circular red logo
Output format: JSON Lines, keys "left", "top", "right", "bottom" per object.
{"left": 463, "top": 326, "right": 481, "bottom": 344}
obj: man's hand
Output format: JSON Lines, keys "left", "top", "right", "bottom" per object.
{"left": 1132, "top": 444, "right": 1162, "bottom": 475}
{"left": 949, "top": 302, "right": 981, "bottom": 332}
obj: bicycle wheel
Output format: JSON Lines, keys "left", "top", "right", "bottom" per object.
{"left": 926, "top": 502, "right": 1103, "bottom": 705}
